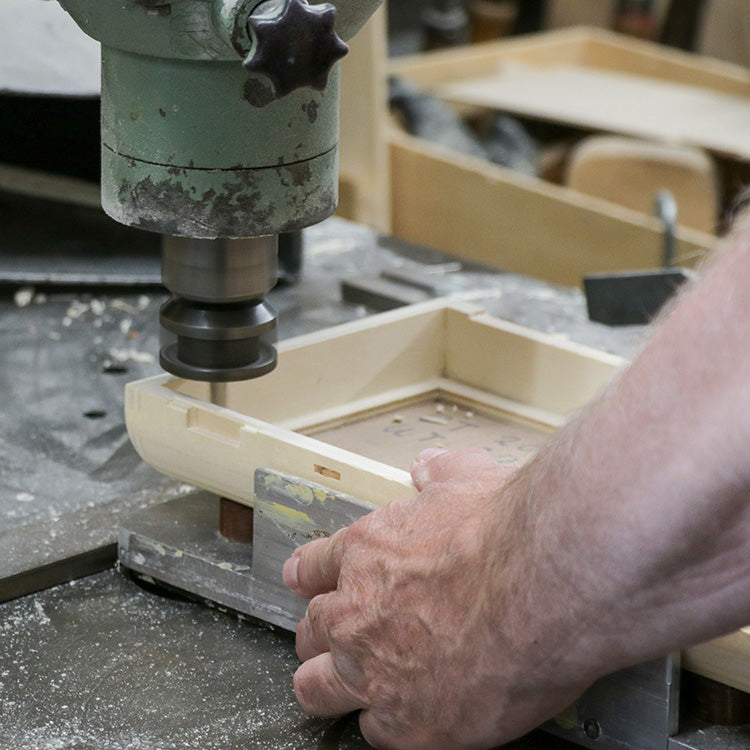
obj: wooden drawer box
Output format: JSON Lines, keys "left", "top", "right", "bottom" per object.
{"left": 124, "top": 299, "right": 622, "bottom": 509}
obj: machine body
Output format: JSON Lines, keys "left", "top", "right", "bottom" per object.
{"left": 57, "top": 0, "right": 381, "bottom": 380}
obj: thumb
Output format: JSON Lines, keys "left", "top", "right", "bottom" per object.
{"left": 410, "top": 447, "right": 500, "bottom": 491}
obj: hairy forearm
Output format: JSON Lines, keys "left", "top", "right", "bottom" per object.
{"left": 494, "top": 224, "right": 750, "bottom": 685}
{"left": 285, "top": 221, "right": 750, "bottom": 749}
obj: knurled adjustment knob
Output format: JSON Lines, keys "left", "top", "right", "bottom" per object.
{"left": 243, "top": 0, "right": 348, "bottom": 99}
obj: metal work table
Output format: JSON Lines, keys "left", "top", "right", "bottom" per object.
{"left": 0, "top": 210, "right": 644, "bottom": 749}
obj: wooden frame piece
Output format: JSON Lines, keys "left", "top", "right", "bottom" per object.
{"left": 373, "top": 26, "right": 750, "bottom": 284}
{"left": 389, "top": 129, "right": 712, "bottom": 287}
{"left": 125, "top": 300, "right": 623, "bottom": 509}
{"left": 388, "top": 26, "right": 750, "bottom": 98}
{"left": 338, "top": 7, "right": 391, "bottom": 232}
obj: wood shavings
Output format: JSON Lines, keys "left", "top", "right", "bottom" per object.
{"left": 65, "top": 300, "right": 90, "bottom": 320}
{"left": 420, "top": 415, "right": 449, "bottom": 425}
{"left": 90, "top": 299, "right": 106, "bottom": 316}
{"left": 13, "top": 287, "right": 35, "bottom": 308}
{"left": 110, "top": 299, "right": 137, "bottom": 315}
{"left": 108, "top": 347, "right": 155, "bottom": 364}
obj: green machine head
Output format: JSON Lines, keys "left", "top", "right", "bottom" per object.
{"left": 57, "top": 0, "right": 382, "bottom": 381}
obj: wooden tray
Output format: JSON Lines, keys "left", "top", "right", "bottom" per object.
{"left": 125, "top": 300, "right": 622, "bottom": 509}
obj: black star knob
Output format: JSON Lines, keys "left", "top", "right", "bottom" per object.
{"left": 243, "top": 0, "right": 349, "bottom": 100}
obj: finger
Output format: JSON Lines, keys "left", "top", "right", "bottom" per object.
{"left": 410, "top": 447, "right": 498, "bottom": 491}
{"left": 293, "top": 652, "right": 362, "bottom": 717}
{"left": 295, "top": 593, "right": 333, "bottom": 661}
{"left": 283, "top": 527, "right": 347, "bottom": 598}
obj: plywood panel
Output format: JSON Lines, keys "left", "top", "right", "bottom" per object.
{"left": 310, "top": 392, "right": 550, "bottom": 470}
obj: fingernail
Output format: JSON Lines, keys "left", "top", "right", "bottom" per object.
{"left": 412, "top": 447, "right": 448, "bottom": 467}
{"left": 283, "top": 555, "right": 300, "bottom": 592}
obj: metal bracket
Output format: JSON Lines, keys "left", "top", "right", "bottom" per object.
{"left": 119, "top": 467, "right": 684, "bottom": 750}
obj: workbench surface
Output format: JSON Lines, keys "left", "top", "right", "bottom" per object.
{"left": 0, "top": 213, "right": 641, "bottom": 749}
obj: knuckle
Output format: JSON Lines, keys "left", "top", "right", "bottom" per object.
{"left": 295, "top": 539, "right": 324, "bottom": 590}
{"left": 305, "top": 595, "right": 323, "bottom": 628}
{"left": 295, "top": 616, "right": 312, "bottom": 660}
{"left": 293, "top": 667, "right": 315, "bottom": 713}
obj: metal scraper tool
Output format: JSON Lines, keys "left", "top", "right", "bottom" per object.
{"left": 118, "top": 467, "right": 373, "bottom": 631}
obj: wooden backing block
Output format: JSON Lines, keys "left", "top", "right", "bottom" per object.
{"left": 468, "top": 0, "right": 517, "bottom": 43}
{"left": 566, "top": 135, "right": 719, "bottom": 234}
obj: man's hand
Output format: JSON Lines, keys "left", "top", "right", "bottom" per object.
{"left": 281, "top": 220, "right": 750, "bottom": 749}
{"left": 283, "top": 448, "right": 590, "bottom": 750}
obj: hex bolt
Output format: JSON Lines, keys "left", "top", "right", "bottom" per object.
{"left": 582, "top": 718, "right": 602, "bottom": 740}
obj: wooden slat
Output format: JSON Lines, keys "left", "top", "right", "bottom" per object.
{"left": 0, "top": 162, "right": 100, "bottom": 209}
{"left": 439, "top": 61, "right": 750, "bottom": 162}
{"left": 388, "top": 129, "right": 713, "bottom": 287}
{"left": 684, "top": 630, "right": 750, "bottom": 695}
{"left": 337, "top": 7, "right": 391, "bottom": 231}
{"left": 388, "top": 27, "right": 750, "bottom": 96}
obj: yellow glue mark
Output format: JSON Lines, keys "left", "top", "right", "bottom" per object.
{"left": 314, "top": 488, "right": 331, "bottom": 504}
{"left": 261, "top": 473, "right": 316, "bottom": 505}
{"left": 267, "top": 502, "right": 314, "bottom": 530}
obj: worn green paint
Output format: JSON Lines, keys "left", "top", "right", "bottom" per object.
{"left": 56, "top": 0, "right": 354, "bottom": 238}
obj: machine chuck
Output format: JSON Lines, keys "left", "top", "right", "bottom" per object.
{"left": 159, "top": 236, "right": 278, "bottom": 382}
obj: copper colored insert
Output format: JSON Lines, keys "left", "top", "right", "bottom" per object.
{"left": 219, "top": 497, "right": 254, "bottom": 543}
{"left": 682, "top": 671, "right": 750, "bottom": 725}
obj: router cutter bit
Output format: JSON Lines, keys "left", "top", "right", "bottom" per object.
{"left": 57, "top": 0, "right": 382, "bottom": 381}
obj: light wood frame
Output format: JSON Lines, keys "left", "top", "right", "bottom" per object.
{"left": 125, "top": 300, "right": 623, "bottom": 509}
